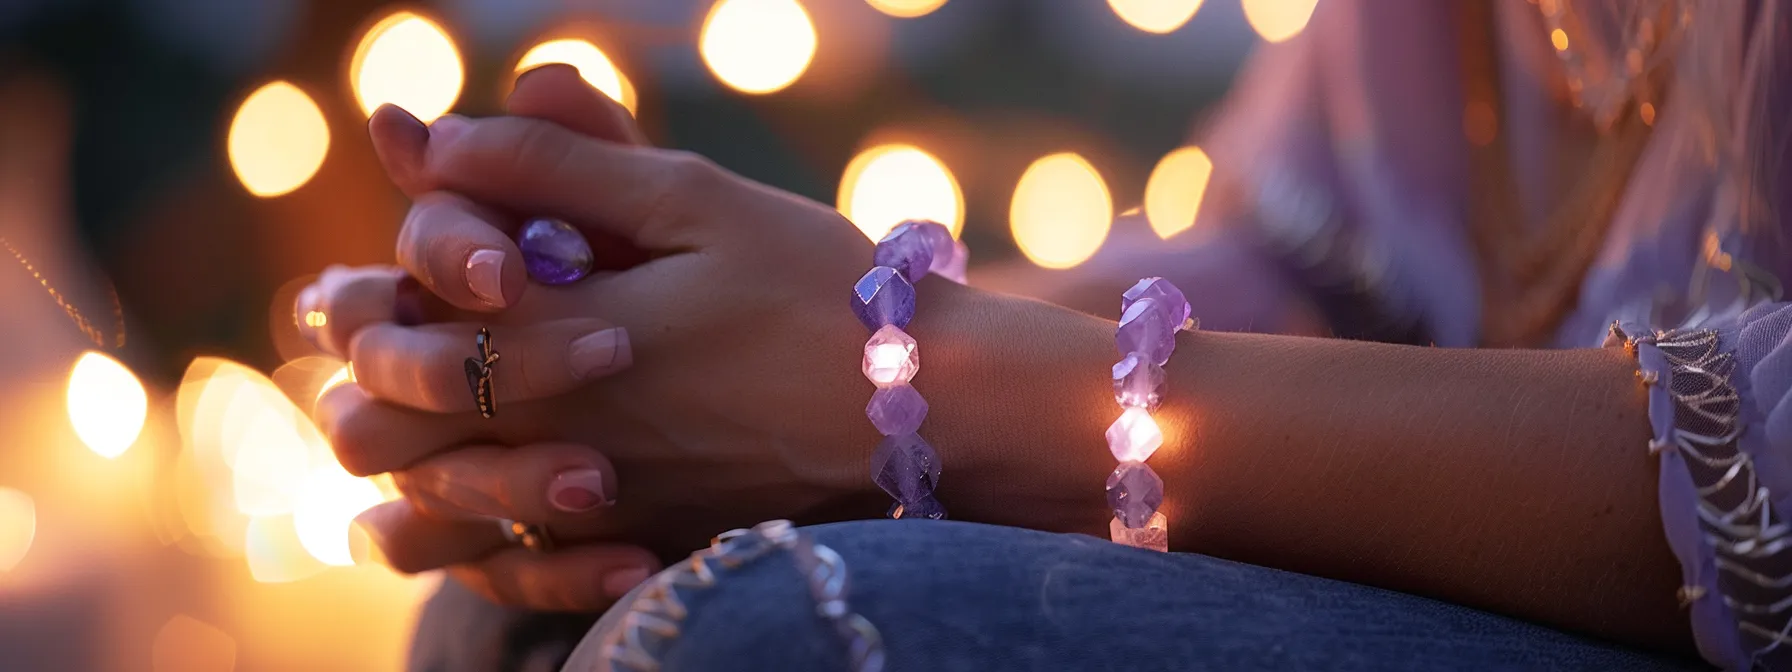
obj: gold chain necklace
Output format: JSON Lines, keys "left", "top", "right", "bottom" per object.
{"left": 0, "top": 236, "right": 126, "bottom": 350}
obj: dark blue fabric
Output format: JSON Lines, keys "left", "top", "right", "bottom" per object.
{"left": 560, "top": 520, "right": 1706, "bottom": 672}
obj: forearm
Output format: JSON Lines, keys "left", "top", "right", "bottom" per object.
{"left": 919, "top": 283, "right": 1687, "bottom": 652}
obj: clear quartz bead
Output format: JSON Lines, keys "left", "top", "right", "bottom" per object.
{"left": 862, "top": 325, "right": 919, "bottom": 387}
{"left": 1112, "top": 353, "right": 1167, "bottom": 410}
{"left": 1105, "top": 407, "right": 1163, "bottom": 462}
{"left": 1109, "top": 511, "right": 1169, "bottom": 552}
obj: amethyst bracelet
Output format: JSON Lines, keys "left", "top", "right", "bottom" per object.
{"left": 849, "top": 220, "right": 967, "bottom": 519}
{"left": 1105, "top": 278, "right": 1194, "bottom": 552}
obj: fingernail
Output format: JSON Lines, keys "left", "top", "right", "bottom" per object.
{"left": 394, "top": 275, "right": 425, "bottom": 326}
{"left": 296, "top": 286, "right": 323, "bottom": 344}
{"left": 547, "top": 469, "right": 611, "bottom": 512}
{"left": 466, "top": 249, "right": 508, "bottom": 307}
{"left": 430, "top": 113, "right": 469, "bottom": 144}
{"left": 603, "top": 567, "right": 652, "bottom": 599}
{"left": 568, "top": 328, "right": 632, "bottom": 380}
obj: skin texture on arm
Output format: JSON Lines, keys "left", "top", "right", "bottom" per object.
{"left": 911, "top": 279, "right": 1688, "bottom": 654}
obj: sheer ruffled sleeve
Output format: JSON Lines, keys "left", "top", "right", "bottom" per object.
{"left": 1618, "top": 303, "right": 1792, "bottom": 669}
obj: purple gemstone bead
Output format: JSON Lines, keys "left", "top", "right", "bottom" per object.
{"left": 1117, "top": 297, "right": 1177, "bottom": 365}
{"left": 888, "top": 493, "right": 947, "bottom": 520}
{"left": 935, "top": 240, "right": 969, "bottom": 284}
{"left": 517, "top": 218, "right": 594, "bottom": 285}
{"left": 874, "top": 221, "right": 949, "bottom": 282}
{"left": 1122, "top": 277, "right": 1192, "bottom": 330}
{"left": 871, "top": 432, "right": 942, "bottom": 503}
{"left": 1112, "top": 352, "right": 1167, "bottom": 410}
{"left": 866, "top": 384, "right": 928, "bottom": 436}
{"left": 850, "top": 266, "right": 916, "bottom": 331}
{"left": 1106, "top": 461, "right": 1164, "bottom": 528}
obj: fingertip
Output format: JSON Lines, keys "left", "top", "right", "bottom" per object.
{"left": 369, "top": 105, "right": 429, "bottom": 190}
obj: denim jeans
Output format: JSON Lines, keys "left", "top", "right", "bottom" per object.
{"left": 415, "top": 520, "right": 1706, "bottom": 672}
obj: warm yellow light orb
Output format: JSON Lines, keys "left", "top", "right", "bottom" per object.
{"left": 1010, "top": 153, "right": 1113, "bottom": 269}
{"left": 866, "top": 0, "right": 948, "bottom": 18}
{"left": 351, "top": 12, "right": 464, "bottom": 121}
{"left": 700, "top": 0, "right": 818, "bottom": 94}
{"left": 1108, "top": 0, "right": 1205, "bottom": 34}
{"left": 1143, "top": 146, "right": 1214, "bottom": 239}
{"left": 292, "top": 466, "right": 384, "bottom": 567}
{"left": 0, "top": 488, "right": 34, "bottom": 573}
{"left": 67, "top": 351, "right": 147, "bottom": 459}
{"left": 1242, "top": 0, "right": 1318, "bottom": 43}
{"left": 838, "top": 144, "right": 964, "bottom": 241}
{"left": 515, "top": 38, "right": 638, "bottom": 116}
{"left": 227, "top": 82, "right": 330, "bottom": 198}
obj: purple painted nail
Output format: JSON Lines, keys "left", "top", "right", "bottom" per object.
{"left": 394, "top": 276, "right": 425, "bottom": 326}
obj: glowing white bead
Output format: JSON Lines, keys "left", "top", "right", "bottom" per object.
{"left": 1106, "top": 407, "right": 1163, "bottom": 463}
{"left": 862, "top": 325, "right": 919, "bottom": 387}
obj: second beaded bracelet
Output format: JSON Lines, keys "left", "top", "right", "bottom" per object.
{"left": 849, "top": 220, "right": 968, "bottom": 520}
{"left": 1104, "top": 277, "right": 1194, "bottom": 552}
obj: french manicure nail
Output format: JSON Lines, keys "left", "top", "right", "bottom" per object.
{"left": 603, "top": 567, "right": 652, "bottom": 599}
{"left": 466, "top": 249, "right": 508, "bottom": 307}
{"left": 430, "top": 113, "right": 469, "bottom": 144}
{"left": 568, "top": 328, "right": 632, "bottom": 380}
{"left": 547, "top": 469, "right": 611, "bottom": 512}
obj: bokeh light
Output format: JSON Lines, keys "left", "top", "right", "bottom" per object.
{"left": 838, "top": 144, "right": 964, "bottom": 241}
{"left": 0, "top": 487, "right": 35, "bottom": 573}
{"left": 227, "top": 82, "right": 330, "bottom": 198}
{"left": 292, "top": 466, "right": 383, "bottom": 567}
{"left": 151, "top": 615, "right": 238, "bottom": 672}
{"left": 700, "top": 0, "right": 818, "bottom": 94}
{"left": 1241, "top": 0, "right": 1318, "bottom": 43}
{"left": 866, "top": 0, "right": 948, "bottom": 18}
{"left": 1143, "top": 146, "right": 1213, "bottom": 239}
{"left": 350, "top": 11, "right": 463, "bottom": 121}
{"left": 1010, "top": 153, "right": 1113, "bottom": 269}
{"left": 67, "top": 351, "right": 147, "bottom": 459}
{"left": 515, "top": 38, "right": 638, "bottom": 116}
{"left": 1108, "top": 0, "right": 1205, "bottom": 34}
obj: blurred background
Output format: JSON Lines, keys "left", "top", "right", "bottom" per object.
{"left": 0, "top": 0, "right": 1315, "bottom": 669}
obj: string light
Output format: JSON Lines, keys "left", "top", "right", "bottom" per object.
{"left": 1143, "top": 146, "right": 1213, "bottom": 239}
{"left": 866, "top": 0, "right": 948, "bottom": 18}
{"left": 67, "top": 351, "right": 147, "bottom": 459}
{"left": 0, "top": 487, "right": 34, "bottom": 573}
{"left": 515, "top": 38, "right": 638, "bottom": 116}
{"left": 0, "top": 237, "right": 124, "bottom": 349}
{"left": 700, "top": 0, "right": 818, "bottom": 94}
{"left": 350, "top": 11, "right": 463, "bottom": 121}
{"left": 838, "top": 144, "right": 964, "bottom": 241}
{"left": 1010, "top": 153, "right": 1113, "bottom": 269}
{"left": 228, "top": 81, "right": 330, "bottom": 198}
{"left": 1242, "top": 0, "right": 1318, "bottom": 43}
{"left": 1108, "top": 0, "right": 1204, "bottom": 34}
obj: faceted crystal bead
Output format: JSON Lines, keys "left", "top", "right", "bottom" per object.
{"left": 889, "top": 494, "right": 948, "bottom": 520}
{"left": 1109, "top": 511, "right": 1169, "bottom": 552}
{"left": 1117, "top": 297, "right": 1177, "bottom": 365}
{"left": 1106, "top": 461, "right": 1164, "bottom": 528}
{"left": 1122, "top": 277, "right": 1192, "bottom": 331}
{"left": 935, "top": 240, "right": 969, "bottom": 284}
{"left": 517, "top": 218, "right": 595, "bottom": 285}
{"left": 875, "top": 220, "right": 951, "bottom": 282}
{"left": 866, "top": 384, "right": 928, "bottom": 436}
{"left": 1112, "top": 352, "right": 1167, "bottom": 410}
{"left": 1106, "top": 407, "right": 1163, "bottom": 462}
{"left": 850, "top": 266, "right": 916, "bottom": 331}
{"left": 862, "top": 325, "right": 920, "bottom": 387}
{"left": 871, "top": 432, "right": 942, "bottom": 503}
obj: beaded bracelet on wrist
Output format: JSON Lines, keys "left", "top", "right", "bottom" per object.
{"left": 848, "top": 220, "right": 967, "bottom": 520}
{"left": 1104, "top": 278, "right": 1194, "bottom": 552}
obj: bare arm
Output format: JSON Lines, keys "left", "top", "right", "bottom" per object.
{"left": 913, "top": 281, "right": 1686, "bottom": 652}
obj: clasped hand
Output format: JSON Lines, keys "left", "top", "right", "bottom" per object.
{"left": 298, "top": 65, "right": 918, "bottom": 610}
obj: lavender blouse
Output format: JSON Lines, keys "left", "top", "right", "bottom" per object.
{"left": 1175, "top": 0, "right": 1792, "bottom": 667}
